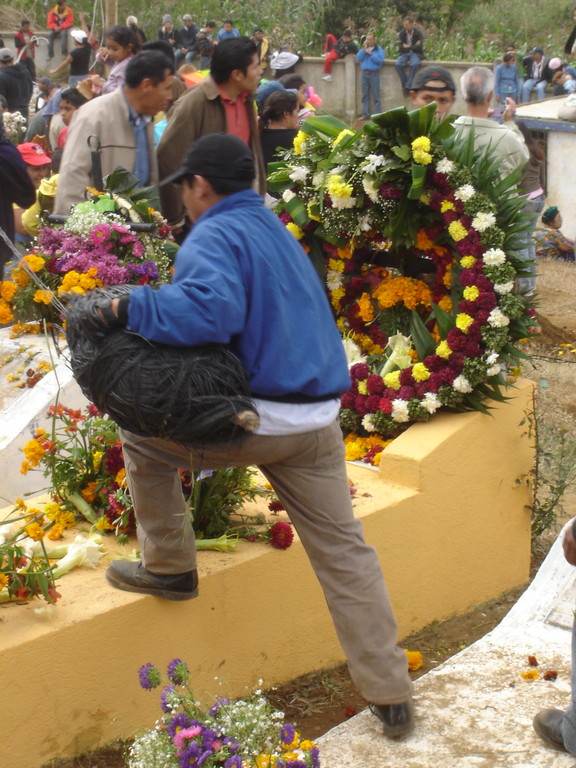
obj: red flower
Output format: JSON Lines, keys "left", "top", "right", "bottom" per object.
{"left": 528, "top": 655, "right": 538, "bottom": 667}
{"left": 543, "top": 670, "right": 558, "bottom": 681}
{"left": 268, "top": 500, "right": 285, "bottom": 513}
{"left": 269, "top": 521, "right": 294, "bottom": 550}
{"left": 366, "top": 374, "right": 385, "bottom": 395}
{"left": 340, "top": 392, "right": 356, "bottom": 410}
{"left": 344, "top": 705, "right": 358, "bottom": 718}
{"left": 379, "top": 398, "right": 393, "bottom": 414}
{"left": 350, "top": 362, "right": 370, "bottom": 380}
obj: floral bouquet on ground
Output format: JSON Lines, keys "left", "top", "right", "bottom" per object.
{"left": 130, "top": 658, "right": 320, "bottom": 768}
{"left": 1, "top": 167, "right": 178, "bottom": 329}
{"left": 269, "top": 105, "right": 534, "bottom": 464}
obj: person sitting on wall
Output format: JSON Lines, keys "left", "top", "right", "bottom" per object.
{"left": 394, "top": 17, "right": 424, "bottom": 93}
{"left": 408, "top": 65, "right": 456, "bottom": 119}
{"left": 321, "top": 29, "right": 359, "bottom": 83}
{"left": 521, "top": 47, "right": 553, "bottom": 102}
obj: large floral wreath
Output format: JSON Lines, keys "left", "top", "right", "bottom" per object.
{"left": 269, "top": 104, "right": 533, "bottom": 465}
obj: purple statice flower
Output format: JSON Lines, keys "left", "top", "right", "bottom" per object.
{"left": 222, "top": 736, "right": 239, "bottom": 753}
{"left": 209, "top": 697, "right": 230, "bottom": 716}
{"left": 38, "top": 226, "right": 67, "bottom": 253}
{"left": 90, "top": 223, "right": 112, "bottom": 244}
{"left": 281, "top": 723, "right": 296, "bottom": 746}
{"left": 138, "top": 662, "right": 161, "bottom": 690}
{"left": 167, "top": 658, "right": 189, "bottom": 686}
{"left": 224, "top": 757, "right": 243, "bottom": 768}
{"left": 160, "top": 684, "right": 176, "bottom": 713}
{"left": 167, "top": 712, "right": 190, "bottom": 739}
{"left": 310, "top": 745, "right": 320, "bottom": 768}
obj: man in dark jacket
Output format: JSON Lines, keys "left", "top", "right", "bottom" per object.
{"left": 521, "top": 47, "right": 553, "bottom": 102}
{"left": 0, "top": 47, "right": 33, "bottom": 120}
{"left": 0, "top": 119, "right": 36, "bottom": 280}
{"left": 321, "top": 29, "right": 358, "bottom": 81}
{"left": 394, "top": 17, "right": 425, "bottom": 92}
{"left": 175, "top": 14, "right": 199, "bottom": 65}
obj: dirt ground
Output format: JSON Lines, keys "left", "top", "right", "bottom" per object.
{"left": 41, "top": 260, "right": 576, "bottom": 768}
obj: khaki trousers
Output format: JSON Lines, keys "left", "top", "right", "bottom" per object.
{"left": 120, "top": 421, "right": 413, "bottom": 704}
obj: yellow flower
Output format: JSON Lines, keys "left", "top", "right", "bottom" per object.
{"left": 412, "top": 136, "right": 431, "bottom": 152}
{"left": 286, "top": 222, "right": 304, "bottom": 240}
{"left": 92, "top": 451, "right": 103, "bottom": 471}
{"left": 293, "top": 131, "right": 307, "bottom": 155}
{"left": 521, "top": 669, "right": 539, "bottom": 681}
{"left": 436, "top": 340, "right": 452, "bottom": 359}
{"left": 412, "top": 363, "right": 430, "bottom": 381}
{"left": 299, "top": 740, "right": 316, "bottom": 751}
{"left": 33, "top": 289, "right": 53, "bottom": 305}
{"left": 455, "top": 313, "right": 474, "bottom": 333}
{"left": 332, "top": 128, "right": 354, "bottom": 148}
{"left": 357, "top": 380, "right": 368, "bottom": 395}
{"left": 22, "top": 438, "right": 46, "bottom": 467}
{"left": 47, "top": 523, "right": 65, "bottom": 540}
{"left": 337, "top": 243, "right": 354, "bottom": 260}
{"left": 448, "top": 220, "right": 468, "bottom": 242}
{"left": 24, "top": 521, "right": 45, "bottom": 541}
{"left": 383, "top": 370, "right": 401, "bottom": 390}
{"left": 115, "top": 468, "right": 127, "bottom": 487}
{"left": 255, "top": 756, "right": 278, "bottom": 768}
{"left": 23, "top": 253, "right": 45, "bottom": 272}
{"left": 460, "top": 255, "right": 476, "bottom": 268}
{"left": 0, "top": 280, "right": 17, "bottom": 301}
{"left": 306, "top": 202, "right": 321, "bottom": 222}
{"left": 81, "top": 482, "right": 98, "bottom": 503}
{"left": 327, "top": 174, "right": 353, "bottom": 199}
{"left": 463, "top": 286, "right": 479, "bottom": 301}
{"left": 12, "top": 268, "right": 31, "bottom": 288}
{"left": 281, "top": 731, "right": 300, "bottom": 750}
{"left": 96, "top": 516, "right": 116, "bottom": 531}
{"left": 0, "top": 301, "right": 13, "bottom": 325}
{"left": 440, "top": 200, "right": 456, "bottom": 213}
{"left": 0, "top": 573, "right": 9, "bottom": 589}
{"left": 438, "top": 295, "right": 452, "bottom": 312}
{"left": 331, "top": 286, "right": 345, "bottom": 307}
{"left": 405, "top": 649, "right": 423, "bottom": 671}
{"left": 412, "top": 149, "right": 432, "bottom": 165}
{"left": 374, "top": 276, "right": 432, "bottom": 311}
{"left": 328, "top": 258, "right": 345, "bottom": 273}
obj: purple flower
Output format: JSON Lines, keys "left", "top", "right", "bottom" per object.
{"left": 160, "top": 684, "right": 176, "bottom": 713}
{"left": 209, "top": 697, "right": 230, "bottom": 716}
{"left": 167, "top": 712, "right": 190, "bottom": 739}
{"left": 132, "top": 240, "right": 145, "bottom": 258}
{"left": 224, "top": 757, "right": 243, "bottom": 768}
{"left": 197, "top": 750, "right": 214, "bottom": 767}
{"left": 223, "top": 736, "right": 239, "bottom": 753}
{"left": 90, "top": 223, "right": 112, "bottom": 244}
{"left": 310, "top": 746, "right": 320, "bottom": 768}
{"left": 201, "top": 728, "right": 217, "bottom": 749}
{"left": 179, "top": 743, "right": 202, "bottom": 768}
{"left": 167, "top": 658, "right": 189, "bottom": 686}
{"left": 281, "top": 723, "right": 296, "bottom": 745}
{"left": 138, "top": 662, "right": 161, "bottom": 690}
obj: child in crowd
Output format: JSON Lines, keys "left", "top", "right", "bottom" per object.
{"left": 57, "top": 86, "right": 88, "bottom": 146}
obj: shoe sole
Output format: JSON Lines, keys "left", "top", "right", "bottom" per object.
{"left": 105, "top": 571, "right": 199, "bottom": 601}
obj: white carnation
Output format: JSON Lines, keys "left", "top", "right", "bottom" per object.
{"left": 487, "top": 364, "right": 503, "bottom": 377}
{"left": 472, "top": 211, "right": 497, "bottom": 232}
{"left": 452, "top": 375, "right": 473, "bottom": 393}
{"left": 422, "top": 393, "right": 441, "bottom": 414}
{"left": 331, "top": 196, "right": 357, "bottom": 209}
{"left": 362, "top": 414, "right": 377, "bottom": 432}
{"left": 288, "top": 166, "right": 309, "bottom": 183}
{"left": 455, "top": 184, "right": 476, "bottom": 201}
{"left": 486, "top": 351, "right": 499, "bottom": 365}
{"left": 493, "top": 281, "right": 514, "bottom": 294}
{"left": 488, "top": 308, "right": 510, "bottom": 328}
{"left": 326, "top": 270, "right": 343, "bottom": 290}
{"left": 482, "top": 248, "right": 506, "bottom": 266}
{"left": 436, "top": 158, "right": 455, "bottom": 174}
{"left": 391, "top": 399, "right": 410, "bottom": 423}
{"left": 282, "top": 189, "right": 296, "bottom": 203}
{"left": 363, "top": 154, "right": 386, "bottom": 174}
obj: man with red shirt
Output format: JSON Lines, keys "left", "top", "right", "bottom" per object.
{"left": 157, "top": 37, "right": 266, "bottom": 230}
{"left": 47, "top": 1, "right": 75, "bottom": 60}
{"left": 14, "top": 20, "right": 38, "bottom": 78}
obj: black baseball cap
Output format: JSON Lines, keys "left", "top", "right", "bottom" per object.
{"left": 411, "top": 65, "right": 456, "bottom": 92}
{"left": 160, "top": 133, "right": 255, "bottom": 186}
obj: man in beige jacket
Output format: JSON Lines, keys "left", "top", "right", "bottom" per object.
{"left": 55, "top": 50, "right": 174, "bottom": 214}
{"left": 157, "top": 36, "right": 266, "bottom": 230}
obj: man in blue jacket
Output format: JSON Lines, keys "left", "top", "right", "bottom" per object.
{"left": 356, "top": 32, "right": 385, "bottom": 119}
{"left": 101, "top": 132, "right": 415, "bottom": 739}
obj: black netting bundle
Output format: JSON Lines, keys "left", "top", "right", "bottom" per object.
{"left": 65, "top": 287, "right": 259, "bottom": 445}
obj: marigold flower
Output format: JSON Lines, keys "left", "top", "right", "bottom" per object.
{"left": 405, "top": 649, "right": 423, "bottom": 670}
{"left": 23, "top": 253, "right": 45, "bottom": 272}
{"left": 22, "top": 438, "right": 46, "bottom": 467}
{"left": 448, "top": 220, "right": 468, "bottom": 242}
{"left": 411, "top": 136, "right": 432, "bottom": 164}
{"left": 24, "top": 521, "right": 46, "bottom": 541}
{"left": 0, "top": 573, "right": 9, "bottom": 589}
{"left": 81, "top": 482, "right": 98, "bottom": 503}
{"left": 357, "top": 379, "right": 368, "bottom": 395}
{"left": 33, "top": 289, "right": 53, "bottom": 305}
{"left": 357, "top": 293, "right": 374, "bottom": 323}
{"left": 383, "top": 371, "right": 401, "bottom": 390}
{"left": 286, "top": 222, "right": 305, "bottom": 240}
{"left": 436, "top": 340, "right": 452, "bottom": 359}
{"left": 440, "top": 200, "right": 456, "bottom": 213}
{"left": 47, "top": 523, "right": 65, "bottom": 540}
{"left": 463, "top": 286, "right": 479, "bottom": 301}
{"left": 412, "top": 363, "right": 430, "bottom": 381}
{"left": 0, "top": 302, "right": 14, "bottom": 324}
{"left": 460, "top": 256, "right": 476, "bottom": 268}
{"left": 0, "top": 280, "right": 17, "bottom": 301}
{"left": 520, "top": 669, "right": 539, "bottom": 681}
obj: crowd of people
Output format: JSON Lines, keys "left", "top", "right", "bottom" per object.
{"left": 0, "top": 7, "right": 575, "bottom": 753}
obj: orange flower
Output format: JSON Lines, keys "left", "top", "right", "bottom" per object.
{"left": 357, "top": 293, "right": 375, "bottom": 323}
{"left": 405, "top": 650, "right": 423, "bottom": 671}
{"left": 81, "top": 482, "right": 98, "bottom": 503}
{"left": 521, "top": 669, "right": 539, "bottom": 681}
{"left": 416, "top": 229, "right": 434, "bottom": 250}
{"left": 24, "top": 521, "right": 46, "bottom": 541}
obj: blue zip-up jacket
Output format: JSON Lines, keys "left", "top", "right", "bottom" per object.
{"left": 356, "top": 45, "right": 385, "bottom": 71}
{"left": 127, "top": 190, "right": 351, "bottom": 400}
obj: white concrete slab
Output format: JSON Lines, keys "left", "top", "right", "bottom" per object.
{"left": 318, "top": 526, "right": 576, "bottom": 767}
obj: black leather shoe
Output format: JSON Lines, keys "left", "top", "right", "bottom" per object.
{"left": 533, "top": 708, "right": 567, "bottom": 751}
{"left": 106, "top": 561, "right": 199, "bottom": 601}
{"left": 370, "top": 700, "right": 414, "bottom": 738}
